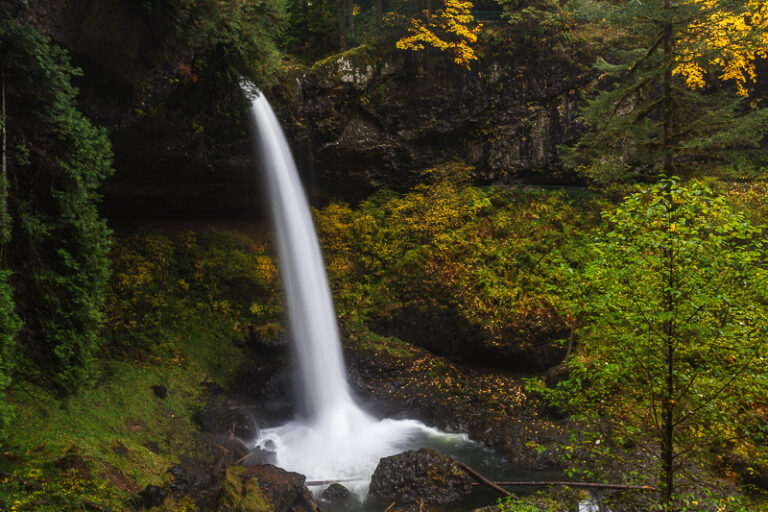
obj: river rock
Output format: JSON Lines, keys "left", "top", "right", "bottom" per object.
{"left": 151, "top": 385, "right": 168, "bottom": 399}
{"left": 238, "top": 464, "right": 318, "bottom": 512}
{"left": 139, "top": 485, "right": 168, "bottom": 508}
{"left": 322, "top": 482, "right": 352, "bottom": 501}
{"left": 369, "top": 448, "right": 473, "bottom": 505}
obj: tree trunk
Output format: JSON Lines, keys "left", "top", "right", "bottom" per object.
{"left": 661, "top": 1, "right": 674, "bottom": 174}
{"left": 338, "top": 0, "right": 347, "bottom": 48}
{"left": 375, "top": 0, "right": 383, "bottom": 29}
{"left": 347, "top": 0, "right": 355, "bottom": 41}
{"left": 660, "top": 159, "right": 677, "bottom": 512}
{"left": 0, "top": 66, "right": 9, "bottom": 246}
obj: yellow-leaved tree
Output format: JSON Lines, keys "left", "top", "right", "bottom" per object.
{"left": 675, "top": 0, "right": 768, "bottom": 95}
{"left": 565, "top": 0, "right": 768, "bottom": 184}
{"left": 395, "top": 0, "right": 482, "bottom": 69}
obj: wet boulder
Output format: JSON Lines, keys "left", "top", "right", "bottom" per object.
{"left": 139, "top": 485, "right": 168, "bottom": 508}
{"left": 219, "top": 465, "right": 318, "bottom": 512}
{"left": 322, "top": 482, "right": 352, "bottom": 502}
{"left": 369, "top": 448, "right": 473, "bottom": 505}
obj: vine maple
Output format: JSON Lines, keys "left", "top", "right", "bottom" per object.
{"left": 395, "top": 0, "right": 481, "bottom": 69}
{"left": 675, "top": 0, "right": 768, "bottom": 95}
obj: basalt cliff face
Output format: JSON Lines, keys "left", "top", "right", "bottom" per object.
{"left": 9, "top": 0, "right": 260, "bottom": 214}
{"left": 10, "top": 2, "right": 593, "bottom": 209}
{"left": 294, "top": 43, "right": 594, "bottom": 201}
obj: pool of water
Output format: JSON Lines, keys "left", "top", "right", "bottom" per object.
{"left": 253, "top": 411, "right": 563, "bottom": 512}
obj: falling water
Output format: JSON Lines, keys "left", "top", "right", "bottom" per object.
{"left": 249, "top": 89, "right": 351, "bottom": 422}
{"left": 246, "top": 89, "right": 477, "bottom": 499}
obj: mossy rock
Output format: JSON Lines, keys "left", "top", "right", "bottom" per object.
{"left": 309, "top": 45, "right": 380, "bottom": 90}
{"left": 219, "top": 466, "right": 246, "bottom": 510}
{"left": 219, "top": 465, "right": 316, "bottom": 512}
{"left": 242, "top": 478, "right": 271, "bottom": 512}
{"left": 219, "top": 466, "right": 271, "bottom": 512}
{"left": 369, "top": 448, "right": 473, "bottom": 505}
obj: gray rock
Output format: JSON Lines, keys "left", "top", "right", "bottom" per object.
{"left": 369, "top": 448, "right": 473, "bottom": 505}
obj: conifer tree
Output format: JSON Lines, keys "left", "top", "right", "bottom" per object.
{"left": 565, "top": 0, "right": 768, "bottom": 183}
{"left": 0, "top": 22, "right": 113, "bottom": 394}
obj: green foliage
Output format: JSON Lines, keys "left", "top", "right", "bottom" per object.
{"left": 0, "top": 361, "right": 208, "bottom": 511}
{"left": 564, "top": 0, "right": 768, "bottom": 184}
{"left": 498, "top": 0, "right": 575, "bottom": 48}
{"left": 315, "top": 163, "right": 597, "bottom": 357}
{"left": 497, "top": 493, "right": 569, "bottom": 512}
{"left": 0, "top": 21, "right": 113, "bottom": 394}
{"left": 282, "top": 0, "right": 344, "bottom": 58}
{"left": 537, "top": 179, "right": 768, "bottom": 509}
{"left": 0, "top": 270, "right": 19, "bottom": 435}
{"left": 107, "top": 230, "right": 281, "bottom": 379}
{"left": 0, "top": 228, "right": 282, "bottom": 509}
{"left": 166, "top": 0, "right": 286, "bottom": 87}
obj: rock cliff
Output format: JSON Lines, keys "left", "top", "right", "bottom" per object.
{"left": 298, "top": 42, "right": 594, "bottom": 200}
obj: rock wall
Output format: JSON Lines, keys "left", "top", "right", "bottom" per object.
{"left": 9, "top": 2, "right": 596, "bottom": 210}
{"left": 298, "top": 43, "right": 594, "bottom": 201}
{"left": 8, "top": 0, "right": 262, "bottom": 215}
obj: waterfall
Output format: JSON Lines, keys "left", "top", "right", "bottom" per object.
{"left": 249, "top": 91, "right": 352, "bottom": 422}
{"left": 246, "top": 89, "right": 469, "bottom": 498}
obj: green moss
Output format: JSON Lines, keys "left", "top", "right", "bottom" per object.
{"left": 0, "top": 361, "right": 212, "bottom": 510}
{"left": 220, "top": 466, "right": 246, "bottom": 510}
{"left": 242, "top": 478, "right": 271, "bottom": 512}
{"left": 356, "top": 332, "right": 417, "bottom": 360}
{"left": 219, "top": 469, "right": 271, "bottom": 512}
{"left": 309, "top": 44, "right": 379, "bottom": 78}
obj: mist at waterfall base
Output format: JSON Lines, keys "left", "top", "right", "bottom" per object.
{"left": 245, "top": 89, "right": 519, "bottom": 506}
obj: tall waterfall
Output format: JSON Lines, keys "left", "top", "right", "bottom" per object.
{"left": 250, "top": 90, "right": 352, "bottom": 422}
{"left": 247, "top": 90, "right": 468, "bottom": 498}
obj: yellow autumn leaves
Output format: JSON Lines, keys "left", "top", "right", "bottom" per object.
{"left": 394, "top": 0, "right": 767, "bottom": 85}
{"left": 674, "top": 0, "right": 766, "bottom": 95}
{"left": 395, "top": 0, "right": 482, "bottom": 69}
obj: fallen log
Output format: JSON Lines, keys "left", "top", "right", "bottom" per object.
{"left": 305, "top": 478, "right": 358, "bottom": 486}
{"left": 455, "top": 461, "right": 513, "bottom": 497}
{"left": 472, "top": 481, "right": 659, "bottom": 491}
{"left": 455, "top": 460, "right": 658, "bottom": 496}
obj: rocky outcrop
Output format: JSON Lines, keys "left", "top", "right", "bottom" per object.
{"left": 369, "top": 448, "right": 473, "bottom": 505}
{"left": 372, "top": 302, "right": 569, "bottom": 373}
{"left": 300, "top": 44, "right": 594, "bottom": 200}
{"left": 322, "top": 482, "right": 352, "bottom": 502}
{"left": 221, "top": 465, "right": 318, "bottom": 512}
{"left": 8, "top": 0, "right": 267, "bottom": 215}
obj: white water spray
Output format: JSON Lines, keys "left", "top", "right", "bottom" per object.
{"left": 247, "top": 90, "right": 469, "bottom": 498}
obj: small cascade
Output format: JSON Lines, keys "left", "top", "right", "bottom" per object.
{"left": 246, "top": 88, "right": 471, "bottom": 498}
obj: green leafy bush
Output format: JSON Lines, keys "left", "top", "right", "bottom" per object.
{"left": 535, "top": 179, "right": 768, "bottom": 510}
{"left": 107, "top": 230, "right": 281, "bottom": 379}
{"left": 315, "top": 163, "right": 598, "bottom": 366}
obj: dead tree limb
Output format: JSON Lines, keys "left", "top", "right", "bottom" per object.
{"left": 455, "top": 460, "right": 513, "bottom": 497}
{"left": 305, "top": 478, "right": 358, "bottom": 486}
{"left": 456, "top": 460, "right": 658, "bottom": 496}
{"left": 473, "top": 481, "right": 659, "bottom": 492}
